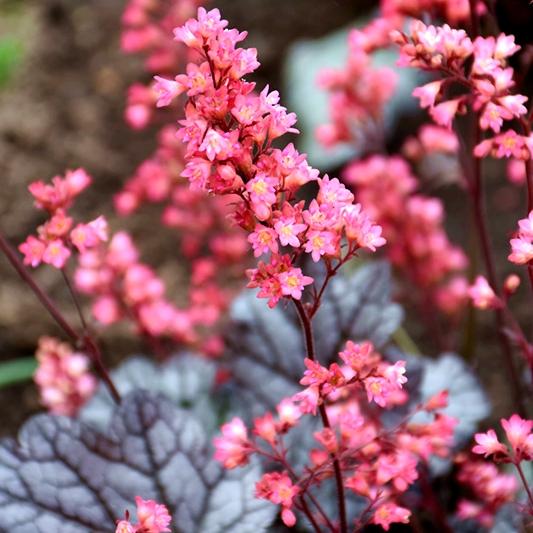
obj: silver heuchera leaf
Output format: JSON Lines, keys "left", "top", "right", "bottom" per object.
{"left": 225, "top": 262, "right": 403, "bottom": 412}
{"left": 81, "top": 354, "right": 217, "bottom": 432}
{"left": 416, "top": 353, "right": 490, "bottom": 447}
{"left": 0, "top": 392, "right": 275, "bottom": 533}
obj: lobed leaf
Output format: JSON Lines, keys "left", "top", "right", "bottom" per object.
{"left": 0, "top": 392, "right": 275, "bottom": 533}
{"left": 81, "top": 353, "right": 217, "bottom": 432}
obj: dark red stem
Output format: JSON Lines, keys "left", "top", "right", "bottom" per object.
{"left": 0, "top": 230, "right": 121, "bottom": 404}
{"left": 293, "top": 298, "right": 348, "bottom": 533}
{"left": 469, "top": 128, "right": 527, "bottom": 416}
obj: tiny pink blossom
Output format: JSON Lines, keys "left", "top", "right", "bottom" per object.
{"left": 274, "top": 217, "right": 307, "bottom": 247}
{"left": 135, "top": 496, "right": 172, "bottom": 533}
{"left": 430, "top": 99, "right": 462, "bottom": 129}
{"left": 153, "top": 76, "right": 183, "bottom": 107}
{"left": 468, "top": 275, "right": 499, "bottom": 309}
{"left": 509, "top": 236, "right": 533, "bottom": 265}
{"left": 71, "top": 216, "right": 109, "bottom": 253}
{"left": 255, "top": 472, "right": 299, "bottom": 527}
{"left": 372, "top": 502, "right": 411, "bottom": 531}
{"left": 213, "top": 417, "right": 251, "bottom": 469}
{"left": 276, "top": 398, "right": 302, "bottom": 426}
{"left": 277, "top": 267, "right": 313, "bottom": 299}
{"left": 42, "top": 239, "right": 71, "bottom": 269}
{"left": 248, "top": 224, "right": 279, "bottom": 257}
{"left": 472, "top": 429, "right": 508, "bottom": 459}
{"left": 304, "top": 230, "right": 338, "bottom": 262}
{"left": 412, "top": 80, "right": 443, "bottom": 108}
{"left": 199, "top": 129, "right": 238, "bottom": 161}
{"left": 19, "top": 235, "right": 46, "bottom": 267}
{"left": 115, "top": 519, "right": 135, "bottom": 533}
{"left": 518, "top": 211, "right": 533, "bottom": 238}
{"left": 501, "top": 414, "right": 533, "bottom": 461}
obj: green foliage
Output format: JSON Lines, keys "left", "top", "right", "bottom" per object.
{"left": 0, "top": 357, "right": 36, "bottom": 388}
{"left": 0, "top": 37, "right": 22, "bottom": 86}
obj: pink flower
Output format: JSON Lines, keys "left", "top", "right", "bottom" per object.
{"left": 135, "top": 496, "right": 171, "bottom": 533}
{"left": 501, "top": 414, "right": 533, "bottom": 461}
{"left": 199, "top": 129, "right": 238, "bottom": 161}
{"left": 498, "top": 94, "right": 528, "bottom": 118}
{"left": 468, "top": 275, "right": 499, "bottom": 309}
{"left": 43, "top": 210, "right": 73, "bottom": 238}
{"left": 92, "top": 295, "right": 122, "bottom": 325}
{"left": 300, "top": 358, "right": 330, "bottom": 388}
{"left": 509, "top": 236, "right": 533, "bottom": 265}
{"left": 248, "top": 224, "right": 279, "bottom": 257}
{"left": 317, "top": 175, "right": 354, "bottom": 206}
{"left": 153, "top": 76, "right": 183, "bottom": 107}
{"left": 304, "top": 230, "right": 338, "bottom": 262}
{"left": 213, "top": 417, "right": 251, "bottom": 469}
{"left": 365, "top": 377, "right": 393, "bottom": 408}
{"left": 479, "top": 102, "right": 511, "bottom": 133}
{"left": 372, "top": 502, "right": 411, "bottom": 531}
{"left": 339, "top": 340, "right": 377, "bottom": 373}
{"left": 277, "top": 267, "right": 313, "bottom": 299}
{"left": 173, "top": 8, "right": 228, "bottom": 50}
{"left": 42, "top": 239, "right": 71, "bottom": 269}
{"left": 424, "top": 390, "right": 449, "bottom": 411}
{"left": 412, "top": 80, "right": 443, "bottom": 108}
{"left": 274, "top": 217, "right": 307, "bottom": 247}
{"left": 509, "top": 212, "right": 533, "bottom": 265}
{"left": 341, "top": 204, "right": 386, "bottom": 252}
{"left": 430, "top": 99, "right": 462, "bottom": 129}
{"left": 253, "top": 412, "right": 277, "bottom": 445}
{"left": 472, "top": 429, "right": 508, "bottom": 459}
{"left": 494, "top": 34, "right": 520, "bottom": 60}
{"left": 115, "top": 520, "right": 135, "bottom": 533}
{"left": 246, "top": 174, "right": 278, "bottom": 220}
{"left": 181, "top": 158, "right": 212, "bottom": 190}
{"left": 475, "top": 130, "right": 532, "bottom": 160}
{"left": 19, "top": 236, "right": 46, "bottom": 267}
{"left": 34, "top": 336, "right": 96, "bottom": 416}
{"left": 64, "top": 169, "right": 92, "bottom": 196}
{"left": 255, "top": 472, "right": 299, "bottom": 527}
{"left": 518, "top": 211, "right": 533, "bottom": 238}
{"left": 276, "top": 398, "right": 302, "bottom": 426}
{"left": 384, "top": 361, "right": 408, "bottom": 388}
{"left": 71, "top": 216, "right": 109, "bottom": 253}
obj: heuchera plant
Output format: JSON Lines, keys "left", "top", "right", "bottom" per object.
{"left": 0, "top": 1, "right": 532, "bottom": 532}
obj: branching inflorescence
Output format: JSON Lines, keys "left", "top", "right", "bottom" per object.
{"left": 0, "top": 2, "right": 532, "bottom": 533}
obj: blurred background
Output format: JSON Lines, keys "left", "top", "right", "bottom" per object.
{"left": 0, "top": 0, "right": 530, "bottom": 435}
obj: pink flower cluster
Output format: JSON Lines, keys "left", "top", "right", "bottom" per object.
{"left": 75, "top": 231, "right": 203, "bottom": 345}
{"left": 116, "top": 496, "right": 171, "bottom": 533}
{"left": 509, "top": 211, "right": 533, "bottom": 265}
{"left": 316, "top": 26, "right": 397, "bottom": 147}
{"left": 469, "top": 416, "right": 533, "bottom": 522}
{"left": 19, "top": 169, "right": 108, "bottom": 269}
{"left": 255, "top": 472, "right": 300, "bottom": 527}
{"left": 214, "top": 341, "right": 456, "bottom": 529}
{"left": 343, "top": 154, "right": 468, "bottom": 314}
{"left": 473, "top": 414, "right": 533, "bottom": 464}
{"left": 33, "top": 336, "right": 96, "bottom": 416}
{"left": 297, "top": 341, "right": 408, "bottom": 412}
{"left": 155, "top": 8, "right": 386, "bottom": 308}
{"left": 119, "top": 2, "right": 252, "bottom": 352}
{"left": 455, "top": 455, "right": 517, "bottom": 527}
{"left": 395, "top": 22, "right": 532, "bottom": 160}
{"left": 381, "top": 0, "right": 473, "bottom": 25}
{"left": 121, "top": 0, "right": 204, "bottom": 129}
{"left": 115, "top": 125, "right": 248, "bottom": 267}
